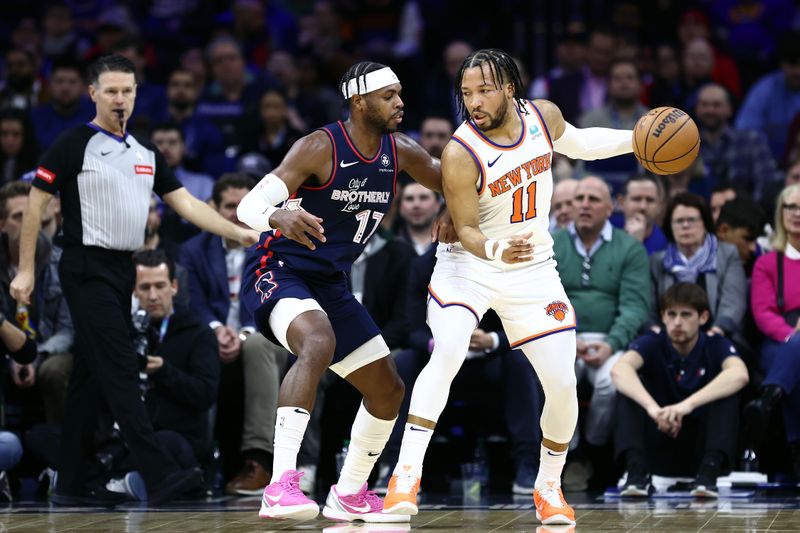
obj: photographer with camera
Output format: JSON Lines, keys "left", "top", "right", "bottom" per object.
{"left": 131, "top": 249, "right": 219, "bottom": 470}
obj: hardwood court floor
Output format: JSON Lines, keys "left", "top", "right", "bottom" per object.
{"left": 1, "top": 493, "right": 799, "bottom": 532}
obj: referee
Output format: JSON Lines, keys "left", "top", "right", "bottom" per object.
{"left": 10, "top": 55, "right": 258, "bottom": 506}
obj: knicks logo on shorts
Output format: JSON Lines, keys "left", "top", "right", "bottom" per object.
{"left": 255, "top": 271, "right": 278, "bottom": 303}
{"left": 545, "top": 301, "right": 569, "bottom": 322}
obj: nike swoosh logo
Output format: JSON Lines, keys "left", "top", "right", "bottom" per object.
{"left": 367, "top": 452, "right": 380, "bottom": 456}
{"left": 488, "top": 154, "right": 502, "bottom": 167}
{"left": 264, "top": 491, "right": 283, "bottom": 504}
{"left": 294, "top": 408, "right": 308, "bottom": 415}
{"left": 546, "top": 450, "right": 566, "bottom": 456}
{"left": 100, "top": 150, "right": 112, "bottom": 156}
{"left": 340, "top": 160, "right": 358, "bottom": 168}
{"left": 341, "top": 500, "right": 372, "bottom": 513}
{"left": 409, "top": 426, "right": 428, "bottom": 432}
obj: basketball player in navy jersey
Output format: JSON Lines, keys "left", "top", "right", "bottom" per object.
{"left": 237, "top": 62, "right": 444, "bottom": 523}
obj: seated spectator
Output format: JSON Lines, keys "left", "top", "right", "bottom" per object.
{"left": 112, "top": 37, "right": 166, "bottom": 132}
{"left": 612, "top": 175, "right": 668, "bottom": 255}
{"left": 650, "top": 193, "right": 747, "bottom": 339}
{"left": 577, "top": 59, "right": 648, "bottom": 193}
{"left": 735, "top": 31, "right": 800, "bottom": 162}
{"left": 696, "top": 84, "right": 780, "bottom": 202}
{"left": 379, "top": 244, "right": 542, "bottom": 495}
{"left": 0, "top": 109, "right": 38, "bottom": 184}
{"left": 29, "top": 59, "right": 94, "bottom": 151}
{"left": 550, "top": 178, "right": 578, "bottom": 231}
{"left": 159, "top": 69, "right": 226, "bottom": 176}
{"left": 133, "top": 250, "right": 219, "bottom": 466}
{"left": 552, "top": 176, "right": 651, "bottom": 489}
{"left": 0, "top": 181, "right": 73, "bottom": 424}
{"left": 180, "top": 173, "right": 287, "bottom": 496}
{"left": 611, "top": 282, "right": 749, "bottom": 498}
{"left": 151, "top": 122, "right": 215, "bottom": 243}
{"left": 138, "top": 196, "right": 189, "bottom": 310}
{"left": 238, "top": 88, "right": 303, "bottom": 167}
{"left": 396, "top": 183, "right": 440, "bottom": 256}
{"left": 709, "top": 184, "right": 736, "bottom": 224}
{"left": 418, "top": 116, "right": 452, "bottom": 160}
{"left": 0, "top": 48, "right": 41, "bottom": 111}
{"left": 716, "top": 196, "right": 766, "bottom": 278}
{"left": 746, "top": 184, "right": 800, "bottom": 480}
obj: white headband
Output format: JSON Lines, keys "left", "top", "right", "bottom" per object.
{"left": 341, "top": 67, "right": 399, "bottom": 99}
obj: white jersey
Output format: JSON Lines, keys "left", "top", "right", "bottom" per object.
{"left": 448, "top": 100, "right": 554, "bottom": 266}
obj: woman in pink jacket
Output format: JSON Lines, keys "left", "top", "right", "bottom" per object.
{"left": 746, "top": 184, "right": 800, "bottom": 480}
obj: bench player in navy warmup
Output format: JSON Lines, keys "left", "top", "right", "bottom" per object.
{"left": 237, "top": 62, "right": 445, "bottom": 522}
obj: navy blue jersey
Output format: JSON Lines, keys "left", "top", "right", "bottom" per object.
{"left": 629, "top": 330, "right": 740, "bottom": 403}
{"left": 257, "top": 120, "right": 398, "bottom": 273}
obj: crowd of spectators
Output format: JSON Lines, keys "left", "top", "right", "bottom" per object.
{"left": 1, "top": 0, "right": 800, "bottom": 502}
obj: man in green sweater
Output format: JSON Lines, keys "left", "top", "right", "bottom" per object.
{"left": 552, "top": 176, "right": 651, "bottom": 455}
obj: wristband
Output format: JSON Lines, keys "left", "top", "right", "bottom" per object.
{"left": 484, "top": 239, "right": 498, "bottom": 260}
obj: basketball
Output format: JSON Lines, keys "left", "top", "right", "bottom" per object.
{"left": 633, "top": 107, "right": 700, "bottom": 175}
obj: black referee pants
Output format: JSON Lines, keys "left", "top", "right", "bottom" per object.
{"left": 57, "top": 246, "right": 179, "bottom": 493}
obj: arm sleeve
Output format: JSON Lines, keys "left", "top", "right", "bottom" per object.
{"left": 179, "top": 240, "right": 221, "bottom": 327}
{"left": 751, "top": 254, "right": 794, "bottom": 342}
{"left": 32, "top": 129, "right": 83, "bottom": 194}
{"left": 713, "top": 245, "right": 747, "bottom": 335}
{"left": 607, "top": 240, "right": 652, "bottom": 352}
{"left": 152, "top": 328, "right": 220, "bottom": 410}
{"left": 553, "top": 122, "right": 634, "bottom": 161}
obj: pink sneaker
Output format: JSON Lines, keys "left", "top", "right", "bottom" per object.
{"left": 259, "top": 470, "right": 319, "bottom": 520}
{"left": 323, "top": 483, "right": 410, "bottom": 523}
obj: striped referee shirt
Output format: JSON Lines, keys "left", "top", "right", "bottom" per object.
{"left": 33, "top": 123, "right": 182, "bottom": 251}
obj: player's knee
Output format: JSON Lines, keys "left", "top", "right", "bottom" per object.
{"left": 542, "top": 372, "right": 577, "bottom": 397}
{"left": 296, "top": 330, "right": 336, "bottom": 367}
{"left": 386, "top": 373, "right": 405, "bottom": 408}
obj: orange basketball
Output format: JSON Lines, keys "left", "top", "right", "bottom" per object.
{"left": 633, "top": 106, "right": 700, "bottom": 175}
{"left": 553, "top": 310, "right": 565, "bottom": 321}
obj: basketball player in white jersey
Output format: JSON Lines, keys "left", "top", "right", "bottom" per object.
{"left": 382, "top": 49, "right": 635, "bottom": 525}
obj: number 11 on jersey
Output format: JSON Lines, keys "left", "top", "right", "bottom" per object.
{"left": 510, "top": 181, "right": 538, "bottom": 223}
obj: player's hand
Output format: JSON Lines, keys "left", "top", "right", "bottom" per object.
{"left": 271, "top": 209, "right": 326, "bottom": 250}
{"left": 10, "top": 270, "right": 35, "bottom": 306}
{"left": 432, "top": 209, "right": 458, "bottom": 244}
{"left": 624, "top": 213, "right": 647, "bottom": 242}
{"left": 576, "top": 338, "right": 589, "bottom": 358}
{"left": 236, "top": 227, "right": 261, "bottom": 248}
{"left": 500, "top": 232, "right": 534, "bottom": 264}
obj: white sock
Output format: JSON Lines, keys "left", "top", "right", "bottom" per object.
{"left": 535, "top": 444, "right": 567, "bottom": 489}
{"left": 271, "top": 406, "right": 310, "bottom": 483}
{"left": 336, "top": 403, "right": 395, "bottom": 495}
{"left": 394, "top": 422, "right": 434, "bottom": 476}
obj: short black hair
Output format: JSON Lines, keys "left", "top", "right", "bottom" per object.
{"left": 132, "top": 249, "right": 175, "bottom": 281}
{"left": 663, "top": 192, "right": 715, "bottom": 243}
{"left": 212, "top": 172, "right": 256, "bottom": 206}
{"left": 88, "top": 54, "right": 136, "bottom": 86}
{"left": 660, "top": 282, "right": 711, "bottom": 315}
{"left": 621, "top": 174, "right": 661, "bottom": 197}
{"left": 455, "top": 48, "right": 528, "bottom": 122}
{"left": 0, "top": 181, "right": 31, "bottom": 219}
{"left": 50, "top": 57, "right": 85, "bottom": 79}
{"left": 152, "top": 121, "right": 184, "bottom": 140}
{"left": 340, "top": 61, "right": 390, "bottom": 100}
{"left": 716, "top": 196, "right": 765, "bottom": 237}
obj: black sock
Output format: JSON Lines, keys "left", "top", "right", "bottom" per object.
{"left": 626, "top": 449, "right": 647, "bottom": 477}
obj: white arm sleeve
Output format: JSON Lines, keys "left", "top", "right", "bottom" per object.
{"left": 553, "top": 122, "right": 634, "bottom": 160}
{"left": 236, "top": 173, "right": 290, "bottom": 232}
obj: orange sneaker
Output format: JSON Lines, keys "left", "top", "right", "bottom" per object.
{"left": 382, "top": 465, "right": 421, "bottom": 515}
{"left": 533, "top": 481, "right": 576, "bottom": 525}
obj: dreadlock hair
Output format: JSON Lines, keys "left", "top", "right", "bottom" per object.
{"left": 455, "top": 49, "right": 528, "bottom": 122}
{"left": 340, "top": 61, "right": 390, "bottom": 101}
